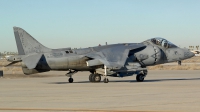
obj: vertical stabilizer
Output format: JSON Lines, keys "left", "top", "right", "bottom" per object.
{"left": 13, "top": 27, "right": 52, "bottom": 55}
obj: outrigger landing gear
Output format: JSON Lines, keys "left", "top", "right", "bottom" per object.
{"left": 103, "top": 65, "right": 109, "bottom": 83}
{"left": 103, "top": 78, "right": 109, "bottom": 83}
{"left": 136, "top": 70, "right": 147, "bottom": 82}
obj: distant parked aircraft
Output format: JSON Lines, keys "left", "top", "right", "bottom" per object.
{"left": 191, "top": 50, "right": 200, "bottom": 56}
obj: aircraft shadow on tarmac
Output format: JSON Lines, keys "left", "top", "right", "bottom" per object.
{"left": 48, "top": 78, "right": 200, "bottom": 84}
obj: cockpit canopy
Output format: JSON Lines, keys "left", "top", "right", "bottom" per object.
{"left": 149, "top": 37, "right": 177, "bottom": 48}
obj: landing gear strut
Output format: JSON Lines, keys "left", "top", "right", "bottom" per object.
{"left": 103, "top": 78, "right": 109, "bottom": 83}
{"left": 103, "top": 65, "right": 109, "bottom": 83}
{"left": 136, "top": 70, "right": 147, "bottom": 82}
{"left": 66, "top": 70, "right": 77, "bottom": 83}
{"left": 89, "top": 65, "right": 109, "bottom": 83}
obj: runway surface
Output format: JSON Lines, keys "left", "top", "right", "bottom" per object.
{"left": 0, "top": 70, "right": 200, "bottom": 112}
{"left": 161, "top": 63, "right": 200, "bottom": 66}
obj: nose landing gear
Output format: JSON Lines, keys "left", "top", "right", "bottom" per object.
{"left": 66, "top": 70, "right": 77, "bottom": 83}
{"left": 136, "top": 70, "right": 147, "bottom": 82}
{"left": 68, "top": 77, "right": 74, "bottom": 83}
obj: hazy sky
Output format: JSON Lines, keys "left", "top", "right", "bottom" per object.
{"left": 0, "top": 0, "right": 200, "bottom": 52}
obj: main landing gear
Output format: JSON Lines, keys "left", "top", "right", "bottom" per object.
{"left": 89, "top": 65, "right": 109, "bottom": 83}
{"left": 89, "top": 73, "right": 109, "bottom": 83}
{"left": 89, "top": 73, "right": 101, "bottom": 82}
{"left": 136, "top": 70, "right": 147, "bottom": 82}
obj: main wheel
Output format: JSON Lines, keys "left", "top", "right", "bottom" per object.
{"left": 136, "top": 74, "right": 144, "bottom": 82}
{"left": 68, "top": 78, "right": 74, "bottom": 83}
{"left": 92, "top": 74, "right": 101, "bottom": 82}
{"left": 103, "top": 78, "right": 109, "bottom": 83}
{"left": 89, "top": 74, "right": 94, "bottom": 82}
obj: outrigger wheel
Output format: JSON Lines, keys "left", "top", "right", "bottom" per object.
{"left": 103, "top": 78, "right": 109, "bottom": 83}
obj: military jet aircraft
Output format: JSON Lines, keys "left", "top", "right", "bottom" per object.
{"left": 6, "top": 27, "right": 195, "bottom": 83}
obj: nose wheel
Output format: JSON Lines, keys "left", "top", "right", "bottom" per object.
{"left": 178, "top": 61, "right": 181, "bottom": 65}
{"left": 66, "top": 70, "right": 77, "bottom": 83}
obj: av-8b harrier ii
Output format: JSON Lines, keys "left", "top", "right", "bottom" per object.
{"left": 6, "top": 27, "right": 194, "bottom": 83}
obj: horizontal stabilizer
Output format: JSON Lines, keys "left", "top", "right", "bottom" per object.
{"left": 22, "top": 53, "right": 43, "bottom": 69}
{"left": 4, "top": 61, "right": 20, "bottom": 67}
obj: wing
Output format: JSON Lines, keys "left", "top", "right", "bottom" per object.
{"left": 85, "top": 43, "right": 146, "bottom": 69}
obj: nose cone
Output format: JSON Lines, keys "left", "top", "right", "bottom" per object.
{"left": 183, "top": 49, "right": 195, "bottom": 59}
{"left": 189, "top": 51, "right": 195, "bottom": 58}
{"left": 166, "top": 48, "right": 194, "bottom": 62}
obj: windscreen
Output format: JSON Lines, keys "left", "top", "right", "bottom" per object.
{"left": 151, "top": 38, "right": 177, "bottom": 48}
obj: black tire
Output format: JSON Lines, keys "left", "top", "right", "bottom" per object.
{"left": 143, "top": 70, "right": 148, "bottom": 75}
{"left": 178, "top": 61, "right": 181, "bottom": 65}
{"left": 103, "top": 78, "right": 109, "bottom": 83}
{"left": 68, "top": 78, "right": 73, "bottom": 83}
{"left": 89, "top": 74, "right": 94, "bottom": 82}
{"left": 92, "top": 74, "right": 101, "bottom": 82}
{"left": 136, "top": 74, "right": 144, "bottom": 82}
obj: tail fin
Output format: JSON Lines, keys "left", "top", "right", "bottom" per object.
{"left": 13, "top": 27, "right": 52, "bottom": 55}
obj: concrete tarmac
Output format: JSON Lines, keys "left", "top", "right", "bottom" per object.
{"left": 0, "top": 70, "right": 200, "bottom": 112}
{"left": 161, "top": 63, "right": 200, "bottom": 66}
